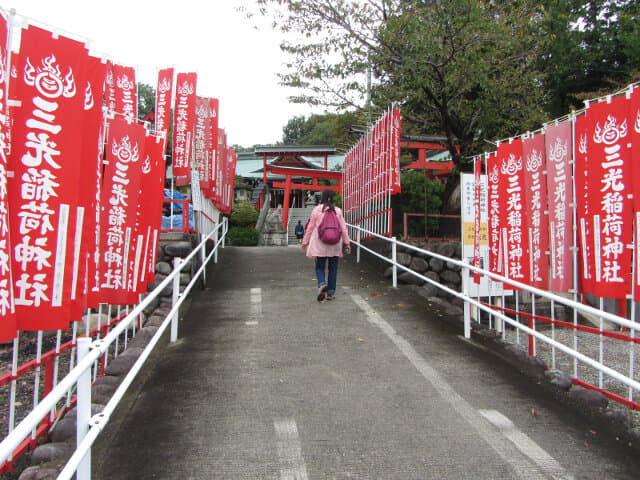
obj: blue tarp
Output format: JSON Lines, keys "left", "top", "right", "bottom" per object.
{"left": 162, "top": 189, "right": 193, "bottom": 229}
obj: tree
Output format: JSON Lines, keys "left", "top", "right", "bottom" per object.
{"left": 137, "top": 83, "right": 155, "bottom": 120}
{"left": 255, "top": 0, "right": 549, "bottom": 171}
{"left": 540, "top": 0, "right": 640, "bottom": 116}
{"left": 281, "top": 111, "right": 364, "bottom": 149}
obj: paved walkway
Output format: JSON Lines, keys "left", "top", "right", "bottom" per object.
{"left": 94, "top": 247, "right": 639, "bottom": 480}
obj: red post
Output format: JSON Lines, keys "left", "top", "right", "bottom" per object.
{"left": 263, "top": 154, "right": 268, "bottom": 183}
{"left": 324, "top": 153, "right": 328, "bottom": 170}
{"left": 282, "top": 174, "right": 292, "bottom": 231}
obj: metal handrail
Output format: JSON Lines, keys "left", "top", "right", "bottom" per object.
{"left": 0, "top": 217, "right": 228, "bottom": 478}
{"left": 347, "top": 222, "right": 640, "bottom": 394}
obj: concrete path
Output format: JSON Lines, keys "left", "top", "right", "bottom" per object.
{"left": 94, "top": 247, "right": 640, "bottom": 479}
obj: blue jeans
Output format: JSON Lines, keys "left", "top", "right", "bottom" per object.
{"left": 315, "top": 257, "right": 339, "bottom": 294}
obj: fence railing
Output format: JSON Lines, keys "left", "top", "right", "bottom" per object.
{"left": 348, "top": 222, "right": 640, "bottom": 410}
{"left": 0, "top": 217, "right": 228, "bottom": 479}
{"left": 162, "top": 198, "right": 194, "bottom": 233}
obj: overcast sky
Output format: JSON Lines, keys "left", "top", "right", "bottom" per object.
{"left": 6, "top": 0, "right": 316, "bottom": 147}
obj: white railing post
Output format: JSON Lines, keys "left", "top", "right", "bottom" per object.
{"left": 171, "top": 257, "right": 182, "bottom": 343}
{"left": 356, "top": 228, "right": 361, "bottom": 263}
{"left": 463, "top": 261, "right": 471, "bottom": 339}
{"left": 222, "top": 218, "right": 227, "bottom": 248}
{"left": 200, "top": 233, "right": 206, "bottom": 288}
{"left": 76, "top": 337, "right": 92, "bottom": 480}
{"left": 391, "top": 236, "right": 397, "bottom": 289}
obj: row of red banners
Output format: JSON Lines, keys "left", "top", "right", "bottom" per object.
{"left": 484, "top": 86, "right": 640, "bottom": 301}
{"left": 0, "top": 13, "right": 236, "bottom": 341}
{"left": 342, "top": 106, "right": 401, "bottom": 231}
{"left": 158, "top": 69, "right": 236, "bottom": 214}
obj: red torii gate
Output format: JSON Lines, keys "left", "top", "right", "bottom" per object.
{"left": 256, "top": 146, "right": 341, "bottom": 230}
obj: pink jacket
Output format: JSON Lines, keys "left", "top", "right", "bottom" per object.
{"left": 302, "top": 204, "right": 350, "bottom": 258}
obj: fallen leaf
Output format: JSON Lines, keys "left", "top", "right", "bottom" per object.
{"left": 589, "top": 429, "right": 597, "bottom": 435}
{"left": 584, "top": 442, "right": 589, "bottom": 447}
{"left": 397, "top": 303, "right": 404, "bottom": 307}
{"left": 371, "top": 293, "right": 377, "bottom": 297}
{"left": 358, "top": 337, "right": 364, "bottom": 342}
{"left": 531, "top": 409, "right": 536, "bottom": 416}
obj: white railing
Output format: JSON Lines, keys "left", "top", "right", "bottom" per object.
{"left": 0, "top": 217, "right": 228, "bottom": 480}
{"left": 347, "top": 223, "right": 640, "bottom": 404}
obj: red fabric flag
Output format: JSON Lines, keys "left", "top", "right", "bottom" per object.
{"left": 522, "top": 133, "right": 549, "bottom": 289}
{"left": 142, "top": 134, "right": 166, "bottom": 285}
{"left": 155, "top": 68, "right": 173, "bottom": 135}
{"left": 172, "top": 72, "right": 197, "bottom": 186}
{"left": 105, "top": 61, "right": 116, "bottom": 117}
{"left": 584, "top": 96, "right": 632, "bottom": 299}
{"left": 496, "top": 138, "right": 530, "bottom": 288}
{"left": 545, "top": 120, "right": 574, "bottom": 293}
{"left": 487, "top": 152, "right": 502, "bottom": 278}
{"left": 193, "top": 96, "right": 209, "bottom": 190}
{"left": 0, "top": 12, "right": 16, "bottom": 341}
{"left": 77, "top": 56, "right": 106, "bottom": 312}
{"left": 215, "top": 128, "right": 227, "bottom": 209}
{"left": 113, "top": 64, "right": 136, "bottom": 123}
{"left": 207, "top": 98, "right": 219, "bottom": 199}
{"left": 98, "top": 118, "right": 146, "bottom": 305}
{"left": 473, "top": 158, "right": 482, "bottom": 284}
{"left": 631, "top": 86, "right": 640, "bottom": 301}
{"left": 8, "top": 26, "right": 89, "bottom": 330}
{"left": 391, "top": 106, "right": 401, "bottom": 194}
{"left": 574, "top": 114, "right": 594, "bottom": 295}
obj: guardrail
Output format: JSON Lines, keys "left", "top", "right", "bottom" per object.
{"left": 0, "top": 217, "right": 228, "bottom": 479}
{"left": 348, "top": 222, "right": 640, "bottom": 409}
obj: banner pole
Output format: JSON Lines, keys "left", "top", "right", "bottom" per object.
{"left": 76, "top": 337, "right": 92, "bottom": 480}
{"left": 571, "top": 113, "right": 579, "bottom": 378}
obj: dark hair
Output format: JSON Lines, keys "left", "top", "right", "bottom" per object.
{"left": 320, "top": 189, "right": 335, "bottom": 212}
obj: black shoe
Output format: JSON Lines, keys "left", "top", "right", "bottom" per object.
{"left": 326, "top": 293, "right": 335, "bottom": 301}
{"left": 317, "top": 285, "right": 327, "bottom": 302}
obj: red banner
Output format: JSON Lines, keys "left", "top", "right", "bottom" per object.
{"left": 194, "top": 96, "right": 210, "bottom": 190}
{"left": 113, "top": 64, "right": 136, "bottom": 122}
{"left": 0, "top": 12, "right": 15, "bottom": 341}
{"left": 172, "top": 72, "right": 197, "bottom": 186}
{"left": 473, "top": 158, "right": 482, "bottom": 284}
{"left": 487, "top": 152, "right": 502, "bottom": 277}
{"left": 105, "top": 61, "right": 116, "bottom": 117}
{"left": 98, "top": 118, "right": 146, "bottom": 305}
{"left": 8, "top": 26, "right": 89, "bottom": 330}
{"left": 155, "top": 68, "right": 173, "bottom": 135}
{"left": 496, "top": 138, "right": 530, "bottom": 287}
{"left": 207, "top": 98, "right": 219, "bottom": 199}
{"left": 391, "top": 106, "right": 401, "bottom": 194}
{"left": 142, "top": 134, "right": 166, "bottom": 286}
{"left": 78, "top": 56, "right": 106, "bottom": 311}
{"left": 575, "top": 114, "right": 594, "bottom": 295}
{"left": 584, "top": 96, "right": 632, "bottom": 299}
{"left": 631, "top": 86, "right": 640, "bottom": 301}
{"left": 523, "top": 133, "right": 549, "bottom": 289}
{"left": 545, "top": 120, "right": 573, "bottom": 293}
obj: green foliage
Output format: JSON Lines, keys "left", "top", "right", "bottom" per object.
{"left": 281, "top": 111, "right": 364, "bottom": 147}
{"left": 333, "top": 193, "right": 342, "bottom": 208}
{"left": 227, "top": 227, "right": 260, "bottom": 246}
{"left": 230, "top": 201, "right": 258, "bottom": 227}
{"left": 137, "top": 83, "right": 155, "bottom": 120}
{"left": 392, "top": 171, "right": 445, "bottom": 237}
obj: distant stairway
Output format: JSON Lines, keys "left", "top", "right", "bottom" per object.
{"left": 287, "top": 207, "right": 315, "bottom": 245}
{"left": 250, "top": 182, "right": 266, "bottom": 207}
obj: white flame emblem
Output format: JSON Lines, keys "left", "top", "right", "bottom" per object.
{"left": 593, "top": 114, "right": 628, "bottom": 145}
{"left": 489, "top": 165, "right": 499, "bottom": 184}
{"left": 117, "top": 73, "right": 134, "bottom": 91}
{"left": 500, "top": 153, "right": 522, "bottom": 176}
{"left": 578, "top": 133, "right": 587, "bottom": 154}
{"left": 177, "top": 81, "right": 194, "bottom": 96}
{"left": 142, "top": 155, "right": 151, "bottom": 174}
{"left": 24, "top": 54, "right": 76, "bottom": 99}
{"left": 196, "top": 103, "right": 210, "bottom": 118}
{"left": 635, "top": 108, "right": 640, "bottom": 134}
{"left": 158, "top": 77, "right": 171, "bottom": 93}
{"left": 84, "top": 82, "right": 94, "bottom": 110}
{"left": 548, "top": 137, "right": 567, "bottom": 164}
{"left": 112, "top": 135, "right": 139, "bottom": 164}
{"left": 526, "top": 149, "right": 543, "bottom": 173}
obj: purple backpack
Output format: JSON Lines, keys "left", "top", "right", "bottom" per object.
{"left": 318, "top": 208, "right": 342, "bottom": 244}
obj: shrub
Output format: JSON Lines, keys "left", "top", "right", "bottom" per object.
{"left": 227, "top": 226, "right": 260, "bottom": 246}
{"left": 230, "top": 201, "right": 258, "bottom": 227}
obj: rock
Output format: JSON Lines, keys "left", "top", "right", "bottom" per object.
{"left": 104, "top": 355, "right": 137, "bottom": 376}
{"left": 48, "top": 417, "right": 76, "bottom": 443}
{"left": 145, "top": 314, "right": 165, "bottom": 327}
{"left": 163, "top": 241, "right": 193, "bottom": 258}
{"left": 445, "top": 260, "right": 462, "bottom": 271}
{"left": 180, "top": 273, "right": 191, "bottom": 286}
{"left": 603, "top": 408, "right": 633, "bottom": 431}
{"left": 155, "top": 261, "right": 172, "bottom": 275}
{"left": 31, "top": 443, "right": 72, "bottom": 464}
{"left": 440, "top": 270, "right": 461, "bottom": 285}
{"left": 142, "top": 295, "right": 160, "bottom": 316}
{"left": 93, "top": 375, "right": 120, "bottom": 388}
{"left": 568, "top": 386, "right": 609, "bottom": 413}
{"left": 120, "top": 347, "right": 145, "bottom": 359}
{"left": 544, "top": 369, "right": 573, "bottom": 390}
{"left": 383, "top": 266, "right": 393, "bottom": 278}
{"left": 92, "top": 383, "right": 116, "bottom": 405}
{"left": 429, "top": 257, "right": 445, "bottom": 273}
{"left": 396, "top": 252, "right": 412, "bottom": 267}
{"left": 440, "top": 243, "right": 457, "bottom": 258}
{"left": 409, "top": 257, "right": 429, "bottom": 273}
{"left": 18, "top": 466, "right": 59, "bottom": 480}
{"left": 414, "top": 282, "right": 440, "bottom": 298}
{"left": 504, "top": 344, "right": 547, "bottom": 378}
{"left": 398, "top": 271, "right": 424, "bottom": 285}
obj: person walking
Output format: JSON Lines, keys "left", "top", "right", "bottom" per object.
{"left": 301, "top": 189, "right": 351, "bottom": 301}
{"left": 295, "top": 220, "right": 305, "bottom": 244}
